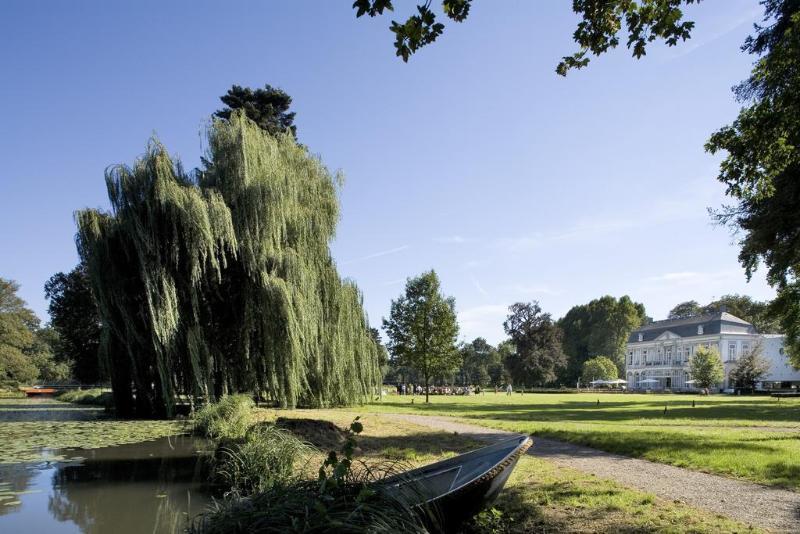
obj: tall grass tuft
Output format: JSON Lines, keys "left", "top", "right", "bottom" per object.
{"left": 194, "top": 395, "right": 255, "bottom": 441}
{"left": 216, "top": 424, "right": 313, "bottom": 496}
{"left": 191, "top": 417, "right": 431, "bottom": 534}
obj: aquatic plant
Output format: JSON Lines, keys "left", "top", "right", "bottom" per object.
{"left": 194, "top": 395, "right": 255, "bottom": 441}
{"left": 76, "top": 112, "right": 381, "bottom": 418}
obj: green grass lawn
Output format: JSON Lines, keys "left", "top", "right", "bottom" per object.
{"left": 358, "top": 392, "right": 800, "bottom": 489}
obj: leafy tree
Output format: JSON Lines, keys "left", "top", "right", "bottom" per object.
{"left": 491, "top": 340, "right": 515, "bottom": 386}
{"left": 581, "top": 356, "right": 619, "bottom": 385}
{"left": 370, "top": 328, "right": 388, "bottom": 364}
{"left": 77, "top": 112, "right": 380, "bottom": 418}
{"left": 689, "top": 345, "right": 724, "bottom": 389}
{"left": 558, "top": 295, "right": 647, "bottom": 383}
{"left": 668, "top": 300, "right": 703, "bottom": 319}
{"left": 729, "top": 341, "right": 771, "bottom": 390}
{"left": 28, "top": 327, "right": 71, "bottom": 383}
{"left": 215, "top": 85, "right": 297, "bottom": 137}
{"left": 666, "top": 295, "right": 780, "bottom": 333}
{"left": 703, "top": 295, "right": 780, "bottom": 333}
{"left": 458, "top": 337, "right": 497, "bottom": 386}
{"left": 503, "top": 301, "right": 566, "bottom": 387}
{"left": 705, "top": 1, "right": 800, "bottom": 367}
{"left": 44, "top": 263, "right": 105, "bottom": 384}
{"left": 353, "top": 0, "right": 698, "bottom": 73}
{"left": 383, "top": 270, "right": 460, "bottom": 402}
{"left": 0, "top": 278, "right": 40, "bottom": 384}
{"left": 0, "top": 279, "right": 68, "bottom": 385}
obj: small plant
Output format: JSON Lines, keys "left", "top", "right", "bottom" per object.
{"left": 216, "top": 424, "right": 312, "bottom": 496}
{"left": 463, "top": 507, "right": 512, "bottom": 534}
{"left": 194, "top": 395, "right": 255, "bottom": 441}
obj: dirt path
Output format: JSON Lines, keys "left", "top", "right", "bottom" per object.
{"left": 383, "top": 413, "right": 800, "bottom": 533}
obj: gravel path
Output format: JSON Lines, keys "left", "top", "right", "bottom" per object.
{"left": 383, "top": 413, "right": 800, "bottom": 533}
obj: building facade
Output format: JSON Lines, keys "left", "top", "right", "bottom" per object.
{"left": 625, "top": 312, "right": 800, "bottom": 391}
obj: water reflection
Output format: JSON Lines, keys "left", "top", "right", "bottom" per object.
{"left": 0, "top": 435, "right": 214, "bottom": 534}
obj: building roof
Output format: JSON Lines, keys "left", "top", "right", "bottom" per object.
{"left": 628, "top": 312, "right": 756, "bottom": 343}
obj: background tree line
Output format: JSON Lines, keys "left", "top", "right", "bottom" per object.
{"left": 382, "top": 277, "right": 787, "bottom": 395}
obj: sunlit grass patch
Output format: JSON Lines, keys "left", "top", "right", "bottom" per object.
{"left": 355, "top": 392, "right": 800, "bottom": 488}
{"left": 497, "top": 456, "right": 758, "bottom": 533}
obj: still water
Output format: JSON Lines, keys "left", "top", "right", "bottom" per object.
{"left": 0, "top": 435, "right": 215, "bottom": 534}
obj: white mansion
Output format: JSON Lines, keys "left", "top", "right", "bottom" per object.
{"left": 625, "top": 311, "right": 800, "bottom": 391}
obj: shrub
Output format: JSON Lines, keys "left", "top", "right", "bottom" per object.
{"left": 56, "top": 388, "right": 113, "bottom": 407}
{"left": 194, "top": 395, "right": 255, "bottom": 441}
{"left": 217, "top": 424, "right": 312, "bottom": 496}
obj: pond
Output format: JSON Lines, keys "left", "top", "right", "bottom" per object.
{"left": 0, "top": 400, "right": 215, "bottom": 534}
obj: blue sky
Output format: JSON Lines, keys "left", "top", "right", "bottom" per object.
{"left": 0, "top": 1, "right": 775, "bottom": 344}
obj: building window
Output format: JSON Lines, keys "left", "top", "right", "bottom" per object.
{"left": 638, "top": 333, "right": 643, "bottom": 342}
{"left": 729, "top": 343, "right": 737, "bottom": 361}
{"left": 742, "top": 343, "right": 750, "bottom": 356}
{"left": 698, "top": 325, "right": 704, "bottom": 335}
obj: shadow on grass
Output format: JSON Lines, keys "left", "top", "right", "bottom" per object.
{"left": 537, "top": 427, "right": 793, "bottom": 457}
{"left": 273, "top": 415, "right": 483, "bottom": 461}
{"left": 383, "top": 398, "right": 800, "bottom": 425}
{"left": 763, "top": 461, "right": 800, "bottom": 490}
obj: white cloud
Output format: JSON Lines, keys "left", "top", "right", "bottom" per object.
{"left": 434, "top": 235, "right": 470, "bottom": 244}
{"left": 470, "top": 275, "right": 488, "bottom": 297}
{"left": 493, "top": 236, "right": 543, "bottom": 253}
{"left": 492, "top": 199, "right": 707, "bottom": 254}
{"left": 666, "top": 4, "right": 762, "bottom": 59}
{"left": 511, "top": 284, "right": 560, "bottom": 296}
{"left": 645, "top": 270, "right": 739, "bottom": 285}
{"left": 340, "top": 245, "right": 410, "bottom": 265}
{"left": 458, "top": 304, "right": 509, "bottom": 344}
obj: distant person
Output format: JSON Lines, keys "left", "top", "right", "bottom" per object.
{"left": 506, "top": 383, "right": 512, "bottom": 396}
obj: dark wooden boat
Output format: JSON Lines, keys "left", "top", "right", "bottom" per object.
{"left": 380, "top": 434, "right": 532, "bottom": 532}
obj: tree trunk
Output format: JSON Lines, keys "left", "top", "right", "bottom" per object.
{"left": 425, "top": 374, "right": 430, "bottom": 403}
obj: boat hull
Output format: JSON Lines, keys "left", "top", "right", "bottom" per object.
{"left": 381, "top": 435, "right": 532, "bottom": 533}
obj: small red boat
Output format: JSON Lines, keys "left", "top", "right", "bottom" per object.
{"left": 22, "top": 387, "right": 58, "bottom": 397}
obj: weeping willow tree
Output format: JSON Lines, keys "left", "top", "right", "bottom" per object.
{"left": 76, "top": 112, "right": 381, "bottom": 418}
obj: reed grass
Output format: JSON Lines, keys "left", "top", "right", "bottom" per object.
{"left": 216, "top": 424, "right": 313, "bottom": 495}
{"left": 194, "top": 395, "right": 255, "bottom": 441}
